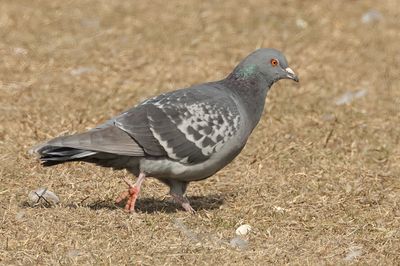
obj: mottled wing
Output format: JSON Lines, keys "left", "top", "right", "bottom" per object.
{"left": 114, "top": 85, "right": 240, "bottom": 164}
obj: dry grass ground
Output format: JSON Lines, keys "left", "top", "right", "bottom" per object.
{"left": 1, "top": 0, "right": 399, "bottom": 264}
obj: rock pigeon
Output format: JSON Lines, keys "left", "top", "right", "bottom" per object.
{"left": 31, "top": 48, "right": 298, "bottom": 213}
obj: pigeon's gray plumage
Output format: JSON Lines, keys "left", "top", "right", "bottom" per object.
{"left": 31, "top": 48, "right": 299, "bottom": 213}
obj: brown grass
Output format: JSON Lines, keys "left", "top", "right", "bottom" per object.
{"left": 1, "top": 0, "right": 399, "bottom": 264}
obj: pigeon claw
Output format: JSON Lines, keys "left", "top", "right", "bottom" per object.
{"left": 115, "top": 186, "right": 140, "bottom": 212}
{"left": 182, "top": 202, "right": 196, "bottom": 214}
{"left": 170, "top": 193, "right": 196, "bottom": 214}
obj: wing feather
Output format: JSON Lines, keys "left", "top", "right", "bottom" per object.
{"left": 114, "top": 84, "right": 241, "bottom": 164}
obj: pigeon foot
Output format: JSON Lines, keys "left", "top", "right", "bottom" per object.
{"left": 171, "top": 193, "right": 195, "bottom": 214}
{"left": 115, "top": 186, "right": 140, "bottom": 212}
{"left": 115, "top": 173, "right": 146, "bottom": 212}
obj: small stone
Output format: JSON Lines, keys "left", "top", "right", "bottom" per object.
{"left": 361, "top": 10, "right": 382, "bottom": 24}
{"left": 235, "top": 224, "right": 252, "bottom": 236}
{"left": 273, "top": 206, "right": 286, "bottom": 213}
{"left": 28, "top": 188, "right": 60, "bottom": 207}
{"left": 344, "top": 246, "right": 363, "bottom": 261}
{"left": 296, "top": 18, "right": 308, "bottom": 29}
{"left": 13, "top": 47, "right": 28, "bottom": 55}
{"left": 70, "top": 67, "right": 96, "bottom": 76}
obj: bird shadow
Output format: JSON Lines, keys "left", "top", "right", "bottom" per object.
{"left": 79, "top": 194, "right": 224, "bottom": 213}
{"left": 21, "top": 194, "right": 224, "bottom": 213}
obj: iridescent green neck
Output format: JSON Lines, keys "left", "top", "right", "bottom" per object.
{"left": 236, "top": 64, "right": 257, "bottom": 79}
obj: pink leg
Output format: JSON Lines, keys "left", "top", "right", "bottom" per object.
{"left": 115, "top": 173, "right": 146, "bottom": 212}
{"left": 167, "top": 180, "right": 195, "bottom": 214}
{"left": 170, "top": 193, "right": 195, "bottom": 214}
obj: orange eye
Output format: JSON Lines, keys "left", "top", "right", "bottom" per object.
{"left": 271, "top": 58, "right": 279, "bottom": 67}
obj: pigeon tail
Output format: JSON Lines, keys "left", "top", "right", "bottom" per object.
{"left": 34, "top": 145, "right": 97, "bottom": 166}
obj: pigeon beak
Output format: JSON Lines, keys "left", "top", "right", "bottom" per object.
{"left": 285, "top": 67, "right": 299, "bottom": 82}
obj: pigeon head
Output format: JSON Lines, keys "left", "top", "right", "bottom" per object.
{"left": 230, "top": 48, "right": 299, "bottom": 84}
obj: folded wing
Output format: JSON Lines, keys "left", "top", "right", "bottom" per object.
{"left": 114, "top": 85, "right": 241, "bottom": 164}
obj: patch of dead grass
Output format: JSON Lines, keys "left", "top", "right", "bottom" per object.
{"left": 1, "top": 0, "right": 399, "bottom": 264}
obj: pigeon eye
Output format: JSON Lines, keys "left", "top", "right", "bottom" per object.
{"left": 271, "top": 58, "right": 279, "bottom": 67}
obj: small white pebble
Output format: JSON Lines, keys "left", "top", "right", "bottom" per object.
{"left": 344, "top": 246, "right": 363, "bottom": 261}
{"left": 273, "top": 206, "right": 286, "bottom": 213}
{"left": 13, "top": 47, "right": 28, "bottom": 55}
{"left": 296, "top": 18, "right": 308, "bottom": 29}
{"left": 70, "top": 67, "right": 96, "bottom": 76}
{"left": 28, "top": 188, "right": 60, "bottom": 207}
{"left": 361, "top": 10, "right": 382, "bottom": 24}
{"left": 235, "top": 224, "right": 252, "bottom": 236}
